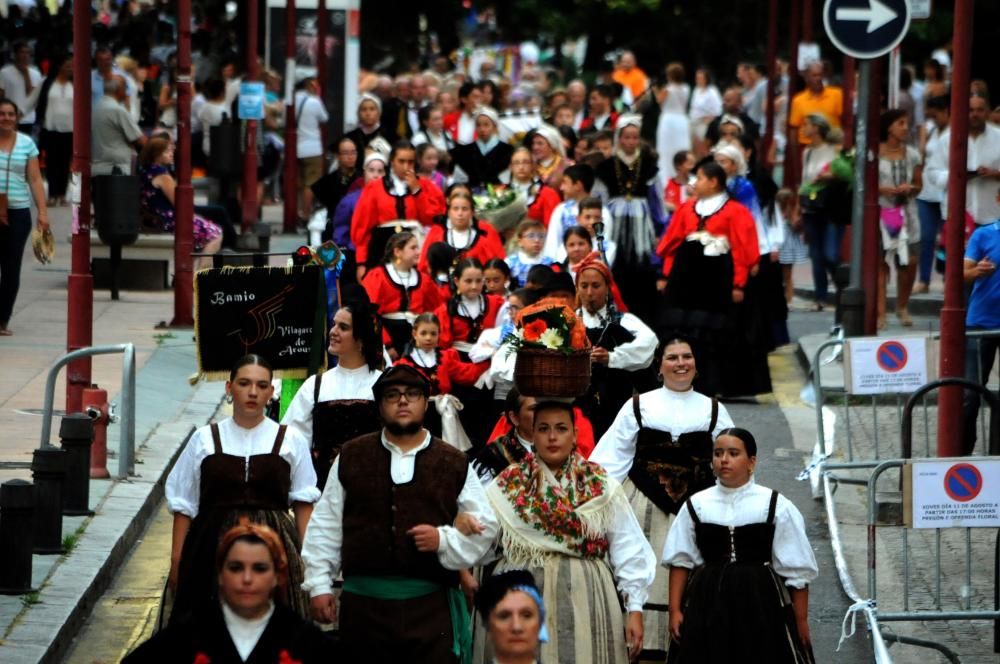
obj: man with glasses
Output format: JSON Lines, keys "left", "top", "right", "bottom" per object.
{"left": 302, "top": 364, "right": 497, "bottom": 662}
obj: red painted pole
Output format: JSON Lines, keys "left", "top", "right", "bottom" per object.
{"left": 801, "top": 0, "right": 814, "bottom": 42}
{"left": 762, "top": 0, "right": 778, "bottom": 173}
{"left": 283, "top": 0, "right": 298, "bottom": 233}
{"left": 66, "top": 0, "right": 93, "bottom": 413}
{"left": 317, "top": 0, "right": 328, "bottom": 150}
{"left": 241, "top": 0, "right": 260, "bottom": 232}
{"left": 841, "top": 56, "right": 856, "bottom": 150}
{"left": 171, "top": 0, "right": 195, "bottom": 327}
{"left": 938, "top": 0, "right": 974, "bottom": 457}
{"left": 785, "top": 0, "right": 802, "bottom": 192}
{"left": 862, "top": 58, "right": 883, "bottom": 335}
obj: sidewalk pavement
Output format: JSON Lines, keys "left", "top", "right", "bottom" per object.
{"left": 0, "top": 203, "right": 302, "bottom": 662}
{"left": 789, "top": 260, "right": 944, "bottom": 317}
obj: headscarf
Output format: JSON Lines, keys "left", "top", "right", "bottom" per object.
{"left": 364, "top": 151, "right": 388, "bottom": 169}
{"left": 712, "top": 142, "right": 748, "bottom": 177}
{"left": 574, "top": 251, "right": 628, "bottom": 313}
{"left": 718, "top": 113, "right": 745, "bottom": 134}
{"left": 358, "top": 92, "right": 382, "bottom": 115}
{"left": 613, "top": 113, "right": 642, "bottom": 145}
{"left": 216, "top": 518, "right": 289, "bottom": 593}
{"left": 533, "top": 124, "right": 566, "bottom": 158}
{"left": 475, "top": 570, "right": 550, "bottom": 643}
{"left": 475, "top": 105, "right": 501, "bottom": 129}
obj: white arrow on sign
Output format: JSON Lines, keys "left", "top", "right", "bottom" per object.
{"left": 836, "top": 0, "right": 898, "bottom": 33}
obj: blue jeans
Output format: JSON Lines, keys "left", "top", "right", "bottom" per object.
{"left": 0, "top": 207, "right": 32, "bottom": 326}
{"left": 803, "top": 212, "right": 845, "bottom": 303}
{"left": 962, "top": 331, "right": 1000, "bottom": 455}
{"left": 916, "top": 199, "right": 943, "bottom": 284}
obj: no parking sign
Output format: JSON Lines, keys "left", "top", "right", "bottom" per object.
{"left": 910, "top": 459, "right": 1000, "bottom": 528}
{"left": 845, "top": 336, "right": 932, "bottom": 394}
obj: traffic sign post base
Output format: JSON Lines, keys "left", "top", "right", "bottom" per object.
{"left": 840, "top": 286, "right": 866, "bottom": 337}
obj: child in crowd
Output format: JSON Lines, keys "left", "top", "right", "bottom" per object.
{"left": 483, "top": 258, "right": 513, "bottom": 297}
{"left": 543, "top": 165, "right": 613, "bottom": 260}
{"left": 420, "top": 189, "right": 506, "bottom": 272}
{"left": 562, "top": 225, "right": 595, "bottom": 273}
{"left": 505, "top": 219, "right": 554, "bottom": 287}
{"left": 776, "top": 188, "right": 809, "bottom": 305}
{"left": 416, "top": 142, "right": 447, "bottom": 192}
{"left": 664, "top": 149, "right": 696, "bottom": 216}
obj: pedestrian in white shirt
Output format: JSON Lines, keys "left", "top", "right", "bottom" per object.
{"left": 294, "top": 77, "right": 329, "bottom": 220}
{"left": 925, "top": 93, "right": 1000, "bottom": 228}
{"left": 0, "top": 42, "right": 42, "bottom": 133}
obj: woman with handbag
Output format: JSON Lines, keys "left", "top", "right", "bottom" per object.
{"left": 797, "top": 114, "right": 840, "bottom": 311}
{"left": 877, "top": 109, "right": 922, "bottom": 329}
{"left": 0, "top": 97, "right": 48, "bottom": 337}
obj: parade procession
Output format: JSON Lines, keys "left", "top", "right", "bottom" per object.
{"left": 2, "top": 1, "right": 1000, "bottom": 663}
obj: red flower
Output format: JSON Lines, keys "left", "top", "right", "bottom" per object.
{"left": 278, "top": 650, "right": 302, "bottom": 664}
{"left": 523, "top": 319, "right": 547, "bottom": 342}
{"left": 193, "top": 654, "right": 211, "bottom": 664}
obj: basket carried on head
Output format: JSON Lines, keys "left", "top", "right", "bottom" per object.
{"left": 514, "top": 347, "right": 591, "bottom": 398}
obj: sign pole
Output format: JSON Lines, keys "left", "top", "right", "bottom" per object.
{"left": 840, "top": 58, "right": 869, "bottom": 337}
{"left": 937, "top": 0, "right": 973, "bottom": 458}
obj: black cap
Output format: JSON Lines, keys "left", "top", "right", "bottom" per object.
{"left": 475, "top": 569, "right": 539, "bottom": 620}
{"left": 372, "top": 364, "right": 431, "bottom": 401}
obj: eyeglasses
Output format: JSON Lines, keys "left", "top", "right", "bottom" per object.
{"left": 381, "top": 387, "right": 425, "bottom": 403}
{"left": 522, "top": 232, "right": 545, "bottom": 241}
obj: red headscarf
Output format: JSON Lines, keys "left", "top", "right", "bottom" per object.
{"left": 574, "top": 251, "right": 628, "bottom": 312}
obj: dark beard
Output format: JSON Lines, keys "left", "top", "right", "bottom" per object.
{"left": 384, "top": 420, "right": 423, "bottom": 436}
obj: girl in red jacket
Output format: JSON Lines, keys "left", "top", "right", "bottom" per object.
{"left": 434, "top": 257, "right": 506, "bottom": 359}
{"left": 362, "top": 230, "right": 442, "bottom": 359}
{"left": 419, "top": 189, "right": 506, "bottom": 273}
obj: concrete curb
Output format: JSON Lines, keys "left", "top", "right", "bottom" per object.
{"left": 0, "top": 344, "right": 222, "bottom": 663}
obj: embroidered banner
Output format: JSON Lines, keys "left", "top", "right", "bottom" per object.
{"left": 195, "top": 266, "right": 327, "bottom": 379}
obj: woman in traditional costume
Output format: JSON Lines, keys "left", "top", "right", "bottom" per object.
{"left": 450, "top": 106, "right": 514, "bottom": 189}
{"left": 166, "top": 356, "right": 319, "bottom": 623}
{"left": 654, "top": 160, "right": 759, "bottom": 396}
{"left": 128, "top": 521, "right": 329, "bottom": 663}
{"left": 590, "top": 337, "right": 734, "bottom": 659}
{"left": 531, "top": 124, "right": 572, "bottom": 190}
{"left": 363, "top": 230, "right": 442, "bottom": 359}
{"left": 281, "top": 289, "right": 384, "bottom": 488}
{"left": 344, "top": 92, "right": 389, "bottom": 155}
{"left": 664, "top": 428, "right": 818, "bottom": 663}
{"left": 506, "top": 146, "right": 561, "bottom": 228}
{"left": 420, "top": 189, "right": 506, "bottom": 272}
{"left": 574, "top": 253, "right": 657, "bottom": 441}
{"left": 351, "top": 140, "right": 446, "bottom": 281}
{"left": 480, "top": 400, "right": 656, "bottom": 663}
{"left": 595, "top": 115, "right": 664, "bottom": 324}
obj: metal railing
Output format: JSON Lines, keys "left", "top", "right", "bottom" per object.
{"left": 810, "top": 336, "right": 1000, "bottom": 662}
{"left": 39, "top": 344, "right": 136, "bottom": 479}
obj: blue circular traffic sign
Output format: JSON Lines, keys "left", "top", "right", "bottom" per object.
{"left": 823, "top": 0, "right": 911, "bottom": 60}
{"left": 876, "top": 340, "right": 907, "bottom": 373}
{"left": 944, "top": 463, "right": 982, "bottom": 503}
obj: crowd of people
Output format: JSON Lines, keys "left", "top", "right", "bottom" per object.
{"left": 2, "top": 9, "right": 999, "bottom": 660}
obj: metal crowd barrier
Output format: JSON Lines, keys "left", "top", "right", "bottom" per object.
{"left": 809, "top": 332, "right": 1000, "bottom": 662}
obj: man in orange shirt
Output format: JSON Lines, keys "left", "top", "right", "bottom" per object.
{"left": 612, "top": 51, "right": 649, "bottom": 102}
{"left": 788, "top": 62, "right": 844, "bottom": 146}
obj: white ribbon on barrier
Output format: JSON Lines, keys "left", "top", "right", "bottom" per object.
{"left": 837, "top": 598, "right": 877, "bottom": 651}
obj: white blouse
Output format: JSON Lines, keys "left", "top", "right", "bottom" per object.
{"left": 301, "top": 431, "right": 499, "bottom": 597}
{"left": 166, "top": 417, "right": 320, "bottom": 518}
{"left": 580, "top": 308, "right": 657, "bottom": 372}
{"left": 44, "top": 80, "right": 74, "bottom": 132}
{"left": 661, "top": 480, "right": 819, "bottom": 589}
{"left": 221, "top": 601, "right": 273, "bottom": 661}
{"left": 591, "top": 387, "right": 734, "bottom": 483}
{"left": 280, "top": 365, "right": 381, "bottom": 443}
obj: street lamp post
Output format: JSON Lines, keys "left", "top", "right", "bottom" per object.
{"left": 241, "top": 0, "right": 261, "bottom": 232}
{"left": 282, "top": 0, "right": 298, "bottom": 234}
{"left": 171, "top": 0, "right": 195, "bottom": 327}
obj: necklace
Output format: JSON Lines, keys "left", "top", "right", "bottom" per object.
{"left": 410, "top": 348, "right": 438, "bottom": 369}
{"left": 387, "top": 263, "right": 416, "bottom": 289}
{"left": 614, "top": 151, "right": 641, "bottom": 199}
{"left": 448, "top": 224, "right": 474, "bottom": 251}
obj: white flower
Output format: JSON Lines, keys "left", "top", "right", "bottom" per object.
{"left": 539, "top": 328, "right": 564, "bottom": 350}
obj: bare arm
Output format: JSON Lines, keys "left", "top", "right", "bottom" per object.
{"left": 26, "top": 157, "right": 48, "bottom": 230}
{"left": 169, "top": 513, "right": 192, "bottom": 591}
{"left": 668, "top": 566, "right": 690, "bottom": 641}
{"left": 158, "top": 85, "right": 176, "bottom": 111}
{"left": 154, "top": 173, "right": 177, "bottom": 206}
{"left": 292, "top": 500, "right": 314, "bottom": 545}
{"left": 790, "top": 586, "right": 812, "bottom": 649}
